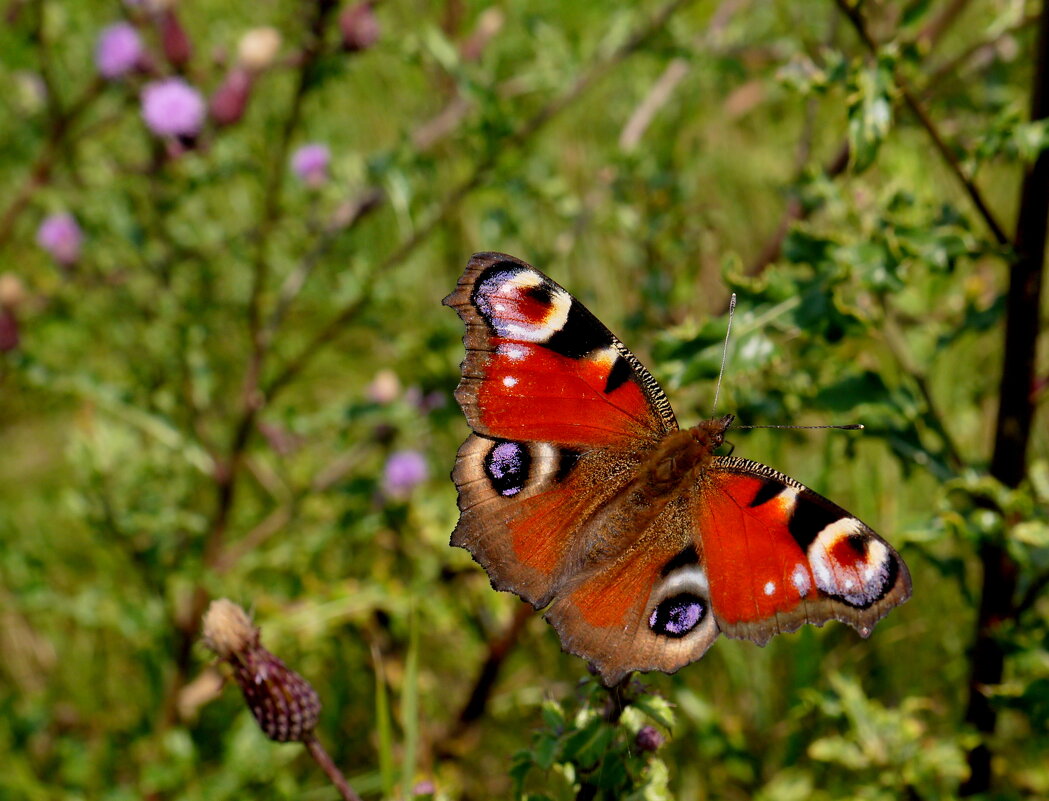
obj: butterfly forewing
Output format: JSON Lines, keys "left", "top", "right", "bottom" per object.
{"left": 443, "top": 252, "right": 677, "bottom": 448}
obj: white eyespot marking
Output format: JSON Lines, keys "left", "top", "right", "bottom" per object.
{"left": 648, "top": 564, "right": 711, "bottom": 639}
{"left": 497, "top": 343, "right": 528, "bottom": 361}
{"left": 659, "top": 565, "right": 710, "bottom": 598}
{"left": 475, "top": 269, "right": 571, "bottom": 343}
{"left": 791, "top": 563, "right": 811, "bottom": 597}
{"left": 502, "top": 376, "right": 518, "bottom": 387}
{"left": 763, "top": 581, "right": 776, "bottom": 596}
{"left": 808, "top": 517, "right": 892, "bottom": 607}
{"left": 532, "top": 442, "right": 558, "bottom": 476}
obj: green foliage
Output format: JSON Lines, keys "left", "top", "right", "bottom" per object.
{"left": 1, "top": 1, "right": 1048, "bottom": 800}
{"left": 510, "top": 679, "right": 673, "bottom": 801}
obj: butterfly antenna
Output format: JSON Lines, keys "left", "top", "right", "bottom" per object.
{"left": 734, "top": 423, "right": 865, "bottom": 431}
{"left": 710, "top": 293, "right": 736, "bottom": 414}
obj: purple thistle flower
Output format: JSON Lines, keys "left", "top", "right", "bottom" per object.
{"left": 382, "top": 450, "right": 428, "bottom": 498}
{"left": 290, "top": 143, "right": 330, "bottom": 187}
{"left": 141, "top": 78, "right": 206, "bottom": 138}
{"left": 36, "top": 213, "right": 83, "bottom": 266}
{"left": 95, "top": 22, "right": 144, "bottom": 79}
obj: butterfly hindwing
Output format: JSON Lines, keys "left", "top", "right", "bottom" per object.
{"left": 697, "top": 457, "right": 912, "bottom": 643}
{"left": 451, "top": 433, "right": 642, "bottom": 607}
{"left": 545, "top": 497, "right": 719, "bottom": 686}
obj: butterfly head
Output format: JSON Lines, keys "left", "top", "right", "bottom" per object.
{"left": 691, "top": 414, "right": 735, "bottom": 453}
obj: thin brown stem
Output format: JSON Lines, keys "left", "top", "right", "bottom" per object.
{"left": 879, "top": 303, "right": 965, "bottom": 473}
{"left": 746, "top": 0, "right": 981, "bottom": 278}
{"left": 265, "top": 0, "right": 699, "bottom": 401}
{"left": 834, "top": 0, "right": 1009, "bottom": 246}
{"left": 454, "top": 602, "right": 533, "bottom": 731}
{"left": 305, "top": 734, "right": 364, "bottom": 801}
{"left": 248, "top": 0, "right": 338, "bottom": 340}
{"left": 962, "top": 0, "right": 1049, "bottom": 793}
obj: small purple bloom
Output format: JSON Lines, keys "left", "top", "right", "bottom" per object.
{"left": 382, "top": 450, "right": 428, "bottom": 498}
{"left": 635, "top": 725, "right": 665, "bottom": 752}
{"left": 412, "top": 780, "right": 436, "bottom": 797}
{"left": 141, "top": 78, "right": 206, "bottom": 138}
{"left": 340, "top": 2, "right": 380, "bottom": 52}
{"left": 95, "top": 22, "right": 143, "bottom": 79}
{"left": 291, "top": 143, "right": 330, "bottom": 187}
{"left": 36, "top": 213, "right": 83, "bottom": 266}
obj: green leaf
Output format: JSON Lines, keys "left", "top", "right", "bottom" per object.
{"left": 562, "top": 719, "right": 614, "bottom": 769}
{"left": 372, "top": 648, "right": 396, "bottom": 797}
{"left": 846, "top": 55, "right": 897, "bottom": 173}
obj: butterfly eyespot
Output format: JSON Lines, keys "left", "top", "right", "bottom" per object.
{"left": 808, "top": 520, "right": 895, "bottom": 608}
{"left": 484, "top": 440, "right": 531, "bottom": 497}
{"left": 649, "top": 593, "right": 706, "bottom": 638}
{"left": 473, "top": 266, "right": 571, "bottom": 343}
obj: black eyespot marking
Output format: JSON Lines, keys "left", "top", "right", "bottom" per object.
{"left": 660, "top": 545, "right": 699, "bottom": 577}
{"left": 555, "top": 449, "right": 581, "bottom": 482}
{"left": 544, "top": 302, "right": 611, "bottom": 359}
{"left": 748, "top": 479, "right": 783, "bottom": 508}
{"left": 604, "top": 355, "right": 632, "bottom": 394}
{"left": 788, "top": 497, "right": 843, "bottom": 550}
{"left": 484, "top": 440, "right": 531, "bottom": 497}
{"left": 649, "top": 593, "right": 706, "bottom": 638}
{"left": 846, "top": 532, "right": 868, "bottom": 555}
{"left": 524, "top": 281, "right": 554, "bottom": 307}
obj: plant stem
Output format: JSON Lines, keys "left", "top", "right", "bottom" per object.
{"left": 833, "top": 0, "right": 1009, "bottom": 245}
{"left": 305, "top": 734, "right": 364, "bottom": 801}
{"left": 961, "top": 0, "right": 1049, "bottom": 794}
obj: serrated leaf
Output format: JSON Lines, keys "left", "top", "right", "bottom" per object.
{"left": 632, "top": 696, "right": 675, "bottom": 731}
{"left": 534, "top": 733, "right": 561, "bottom": 771}
{"left": 847, "top": 59, "right": 896, "bottom": 173}
{"left": 1011, "top": 521, "right": 1049, "bottom": 548}
{"left": 562, "top": 720, "right": 614, "bottom": 768}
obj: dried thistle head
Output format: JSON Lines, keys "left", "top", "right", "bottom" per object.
{"left": 202, "top": 599, "right": 321, "bottom": 743}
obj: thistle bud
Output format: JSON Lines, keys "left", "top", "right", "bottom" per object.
{"left": 0, "top": 273, "right": 27, "bottom": 310}
{"left": 237, "top": 27, "right": 282, "bottom": 73}
{"left": 202, "top": 599, "right": 321, "bottom": 743}
{"left": 0, "top": 308, "right": 18, "bottom": 353}
{"left": 635, "top": 725, "right": 665, "bottom": 752}
{"left": 210, "top": 68, "right": 253, "bottom": 127}
{"left": 339, "top": 2, "right": 379, "bottom": 53}
{"left": 158, "top": 6, "right": 192, "bottom": 68}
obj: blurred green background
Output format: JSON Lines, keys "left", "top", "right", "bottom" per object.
{"left": 1, "top": 0, "right": 1047, "bottom": 799}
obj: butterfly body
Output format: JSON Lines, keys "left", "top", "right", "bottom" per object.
{"left": 445, "top": 252, "right": 911, "bottom": 685}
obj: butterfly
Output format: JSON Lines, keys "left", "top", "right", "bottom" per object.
{"left": 443, "top": 252, "right": 911, "bottom": 685}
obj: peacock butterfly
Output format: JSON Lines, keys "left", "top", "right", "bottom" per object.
{"left": 443, "top": 252, "right": 911, "bottom": 685}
